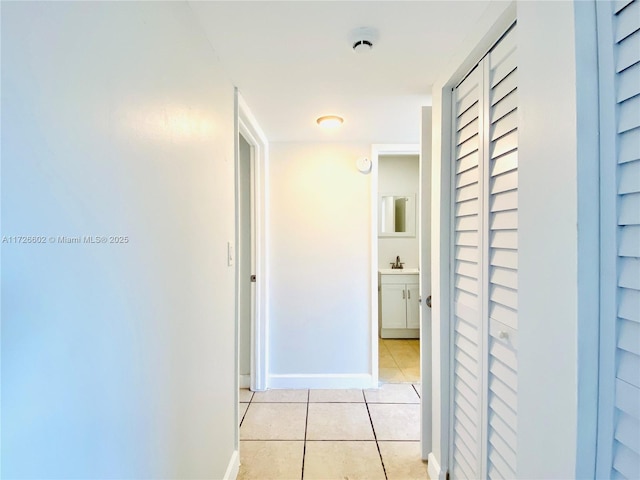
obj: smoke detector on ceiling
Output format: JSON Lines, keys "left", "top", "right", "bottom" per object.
{"left": 350, "top": 27, "right": 378, "bottom": 53}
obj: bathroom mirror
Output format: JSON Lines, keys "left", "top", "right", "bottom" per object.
{"left": 379, "top": 193, "right": 416, "bottom": 237}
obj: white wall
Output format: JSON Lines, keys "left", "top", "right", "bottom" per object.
{"left": 1, "top": 3, "right": 237, "bottom": 478}
{"left": 378, "top": 155, "right": 420, "bottom": 269}
{"left": 517, "top": 2, "right": 599, "bottom": 478}
{"left": 267, "top": 142, "right": 372, "bottom": 387}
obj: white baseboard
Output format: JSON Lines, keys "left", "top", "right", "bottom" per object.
{"left": 427, "top": 452, "right": 444, "bottom": 480}
{"left": 223, "top": 449, "right": 239, "bottom": 480}
{"left": 239, "top": 374, "right": 250, "bottom": 389}
{"left": 268, "top": 373, "right": 375, "bottom": 389}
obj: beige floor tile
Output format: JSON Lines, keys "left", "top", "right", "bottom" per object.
{"left": 303, "top": 441, "right": 385, "bottom": 480}
{"left": 365, "top": 383, "right": 420, "bottom": 403}
{"left": 379, "top": 354, "right": 400, "bottom": 368}
{"left": 240, "top": 403, "right": 250, "bottom": 424}
{"left": 238, "top": 441, "right": 303, "bottom": 480}
{"left": 379, "top": 441, "right": 429, "bottom": 480}
{"left": 379, "top": 345, "right": 393, "bottom": 357}
{"left": 239, "top": 388, "right": 254, "bottom": 402}
{"left": 368, "top": 404, "right": 421, "bottom": 440}
{"left": 252, "top": 389, "right": 308, "bottom": 403}
{"left": 392, "top": 350, "right": 420, "bottom": 367}
{"left": 308, "top": 389, "right": 364, "bottom": 403}
{"left": 385, "top": 339, "right": 417, "bottom": 353}
{"left": 401, "top": 366, "right": 421, "bottom": 383}
{"left": 379, "top": 367, "right": 407, "bottom": 383}
{"left": 306, "top": 403, "right": 374, "bottom": 440}
{"left": 240, "top": 403, "right": 307, "bottom": 440}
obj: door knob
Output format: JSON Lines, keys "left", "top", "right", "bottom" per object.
{"left": 426, "top": 295, "right": 432, "bottom": 308}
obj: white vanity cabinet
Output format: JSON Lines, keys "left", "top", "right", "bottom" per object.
{"left": 379, "top": 270, "right": 419, "bottom": 339}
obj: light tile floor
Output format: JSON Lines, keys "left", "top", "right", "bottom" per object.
{"left": 239, "top": 384, "right": 429, "bottom": 480}
{"left": 379, "top": 338, "right": 421, "bottom": 383}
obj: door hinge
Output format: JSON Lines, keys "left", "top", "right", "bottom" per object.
{"left": 250, "top": 275, "right": 256, "bottom": 282}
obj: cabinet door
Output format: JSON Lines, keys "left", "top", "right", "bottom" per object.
{"left": 406, "top": 283, "right": 420, "bottom": 329}
{"left": 381, "top": 284, "right": 407, "bottom": 328}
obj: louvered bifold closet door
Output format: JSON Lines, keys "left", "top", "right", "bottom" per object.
{"left": 597, "top": 1, "right": 640, "bottom": 479}
{"left": 450, "top": 23, "right": 518, "bottom": 480}
{"left": 484, "top": 25, "right": 518, "bottom": 480}
{"left": 451, "top": 64, "right": 483, "bottom": 480}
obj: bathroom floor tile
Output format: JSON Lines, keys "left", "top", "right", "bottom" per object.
{"left": 365, "top": 383, "right": 420, "bottom": 404}
{"left": 379, "top": 354, "right": 400, "bottom": 368}
{"left": 239, "top": 388, "right": 254, "bottom": 402}
{"left": 378, "top": 441, "right": 429, "bottom": 480}
{"left": 303, "top": 441, "right": 385, "bottom": 480}
{"left": 240, "top": 403, "right": 307, "bottom": 440}
{"left": 379, "top": 367, "right": 407, "bottom": 383}
{"left": 368, "top": 404, "right": 421, "bottom": 440}
{"left": 308, "top": 389, "right": 364, "bottom": 403}
{"left": 252, "top": 389, "right": 308, "bottom": 403}
{"left": 392, "top": 350, "right": 420, "bottom": 367}
{"left": 238, "top": 441, "right": 304, "bottom": 480}
{"left": 306, "top": 403, "right": 374, "bottom": 440}
{"left": 401, "top": 366, "right": 421, "bottom": 383}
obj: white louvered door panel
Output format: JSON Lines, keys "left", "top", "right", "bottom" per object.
{"left": 450, "top": 23, "right": 518, "bottom": 480}
{"left": 485, "top": 25, "right": 518, "bottom": 480}
{"left": 451, "top": 64, "right": 483, "bottom": 480}
{"left": 597, "top": 1, "right": 640, "bottom": 479}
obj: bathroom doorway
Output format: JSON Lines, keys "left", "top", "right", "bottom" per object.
{"left": 371, "top": 133, "right": 432, "bottom": 461}
{"left": 376, "top": 150, "right": 421, "bottom": 384}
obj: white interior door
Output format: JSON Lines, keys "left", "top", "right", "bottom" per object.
{"left": 449, "top": 23, "right": 518, "bottom": 480}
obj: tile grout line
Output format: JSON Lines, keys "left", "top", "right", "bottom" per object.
{"left": 301, "top": 389, "right": 310, "bottom": 480}
{"left": 412, "top": 383, "right": 421, "bottom": 399}
{"left": 364, "top": 389, "right": 388, "bottom": 480}
{"left": 239, "top": 390, "right": 254, "bottom": 428}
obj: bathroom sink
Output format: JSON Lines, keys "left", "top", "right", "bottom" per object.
{"left": 379, "top": 268, "right": 419, "bottom": 275}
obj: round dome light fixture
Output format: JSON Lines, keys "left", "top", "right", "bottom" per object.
{"left": 316, "top": 115, "right": 344, "bottom": 128}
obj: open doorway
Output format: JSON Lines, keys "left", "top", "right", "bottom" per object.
{"left": 238, "top": 132, "right": 254, "bottom": 389}
{"left": 235, "top": 90, "right": 268, "bottom": 394}
{"left": 377, "top": 152, "right": 421, "bottom": 384}
{"left": 371, "top": 113, "right": 432, "bottom": 460}
{"left": 371, "top": 144, "right": 421, "bottom": 386}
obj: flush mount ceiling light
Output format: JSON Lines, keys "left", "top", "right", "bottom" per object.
{"left": 316, "top": 115, "right": 344, "bottom": 128}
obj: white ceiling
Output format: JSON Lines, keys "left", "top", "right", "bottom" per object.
{"left": 189, "top": 1, "right": 493, "bottom": 144}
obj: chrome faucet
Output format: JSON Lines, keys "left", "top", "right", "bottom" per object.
{"left": 390, "top": 256, "right": 404, "bottom": 269}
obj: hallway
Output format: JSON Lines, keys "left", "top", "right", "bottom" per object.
{"left": 238, "top": 383, "right": 428, "bottom": 480}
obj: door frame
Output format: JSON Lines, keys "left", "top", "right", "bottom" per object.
{"left": 235, "top": 89, "right": 269, "bottom": 392}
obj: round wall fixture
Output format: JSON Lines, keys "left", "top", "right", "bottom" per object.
{"left": 356, "top": 156, "right": 372, "bottom": 174}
